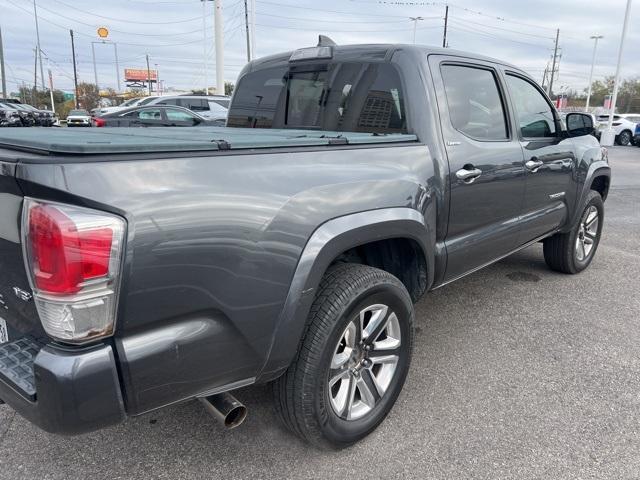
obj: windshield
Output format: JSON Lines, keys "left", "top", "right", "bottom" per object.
{"left": 120, "top": 98, "right": 140, "bottom": 107}
{"left": 69, "top": 110, "right": 89, "bottom": 116}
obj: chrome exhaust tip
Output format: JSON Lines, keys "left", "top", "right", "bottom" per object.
{"left": 199, "top": 392, "right": 247, "bottom": 429}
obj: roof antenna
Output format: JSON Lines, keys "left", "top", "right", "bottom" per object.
{"left": 317, "top": 35, "right": 337, "bottom": 47}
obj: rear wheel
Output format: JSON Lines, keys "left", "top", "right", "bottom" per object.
{"left": 543, "top": 190, "right": 604, "bottom": 274}
{"left": 273, "top": 263, "right": 414, "bottom": 449}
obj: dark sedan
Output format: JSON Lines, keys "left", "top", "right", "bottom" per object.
{"left": 93, "top": 105, "right": 223, "bottom": 127}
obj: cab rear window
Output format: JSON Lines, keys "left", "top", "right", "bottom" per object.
{"left": 227, "top": 62, "right": 407, "bottom": 134}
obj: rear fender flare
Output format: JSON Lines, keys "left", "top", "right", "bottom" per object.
{"left": 257, "top": 207, "right": 432, "bottom": 380}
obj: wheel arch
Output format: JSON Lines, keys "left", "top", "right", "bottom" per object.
{"left": 257, "top": 207, "right": 433, "bottom": 381}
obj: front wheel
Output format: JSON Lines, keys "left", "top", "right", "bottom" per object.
{"left": 273, "top": 263, "right": 414, "bottom": 449}
{"left": 543, "top": 190, "right": 604, "bottom": 274}
{"left": 617, "top": 130, "right": 632, "bottom": 146}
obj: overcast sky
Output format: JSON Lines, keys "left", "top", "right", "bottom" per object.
{"left": 1, "top": 0, "right": 637, "bottom": 95}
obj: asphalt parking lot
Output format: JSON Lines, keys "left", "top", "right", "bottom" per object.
{"left": 1, "top": 146, "right": 639, "bottom": 479}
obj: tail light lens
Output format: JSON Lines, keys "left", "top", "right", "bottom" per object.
{"left": 93, "top": 117, "right": 106, "bottom": 127}
{"left": 22, "top": 198, "right": 126, "bottom": 344}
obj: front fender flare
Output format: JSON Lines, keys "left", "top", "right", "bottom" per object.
{"left": 565, "top": 161, "right": 610, "bottom": 231}
{"left": 257, "top": 207, "right": 432, "bottom": 380}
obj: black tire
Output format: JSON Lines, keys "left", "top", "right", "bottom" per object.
{"left": 273, "top": 263, "right": 414, "bottom": 449}
{"left": 543, "top": 190, "right": 604, "bottom": 274}
{"left": 617, "top": 130, "right": 632, "bottom": 146}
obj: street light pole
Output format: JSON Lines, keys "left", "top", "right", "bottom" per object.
{"left": 114, "top": 42, "right": 121, "bottom": 93}
{"left": 601, "top": 0, "right": 633, "bottom": 146}
{"left": 202, "top": 0, "right": 209, "bottom": 94}
{"left": 410, "top": 17, "right": 423, "bottom": 44}
{"left": 91, "top": 42, "right": 99, "bottom": 88}
{"left": 214, "top": 0, "right": 224, "bottom": 95}
{"left": 585, "top": 35, "right": 603, "bottom": 111}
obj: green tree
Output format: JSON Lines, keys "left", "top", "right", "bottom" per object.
{"left": 224, "top": 81, "right": 234, "bottom": 96}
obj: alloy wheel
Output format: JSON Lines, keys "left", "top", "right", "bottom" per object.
{"left": 328, "top": 304, "right": 401, "bottom": 421}
{"left": 575, "top": 205, "right": 599, "bottom": 261}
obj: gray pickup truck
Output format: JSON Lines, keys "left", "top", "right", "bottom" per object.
{"left": 0, "top": 41, "right": 610, "bottom": 449}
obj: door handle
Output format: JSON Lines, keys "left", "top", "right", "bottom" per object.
{"left": 455, "top": 167, "right": 482, "bottom": 183}
{"left": 525, "top": 159, "right": 544, "bottom": 171}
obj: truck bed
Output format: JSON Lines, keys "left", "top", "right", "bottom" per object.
{"left": 0, "top": 127, "right": 418, "bottom": 155}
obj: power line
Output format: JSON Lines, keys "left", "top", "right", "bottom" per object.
{"left": 256, "top": 0, "right": 412, "bottom": 18}
{"left": 43, "top": 0, "right": 204, "bottom": 25}
{"left": 255, "top": 22, "right": 441, "bottom": 33}
{"left": 450, "top": 16, "right": 555, "bottom": 40}
{"left": 447, "top": 21, "right": 553, "bottom": 50}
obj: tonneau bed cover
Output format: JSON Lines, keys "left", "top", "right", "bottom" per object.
{"left": 0, "top": 127, "right": 418, "bottom": 155}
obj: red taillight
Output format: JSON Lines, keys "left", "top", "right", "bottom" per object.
{"left": 93, "top": 117, "right": 106, "bottom": 127}
{"left": 29, "top": 204, "right": 114, "bottom": 294}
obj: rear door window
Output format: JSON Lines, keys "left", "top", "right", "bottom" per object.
{"left": 440, "top": 64, "right": 508, "bottom": 141}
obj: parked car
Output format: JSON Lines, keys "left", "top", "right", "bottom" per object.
{"left": 66, "top": 109, "right": 92, "bottom": 127}
{"left": 596, "top": 113, "right": 639, "bottom": 145}
{"left": 16, "top": 104, "right": 55, "bottom": 127}
{"left": 634, "top": 123, "right": 640, "bottom": 147}
{"left": 0, "top": 103, "right": 23, "bottom": 127}
{"left": 148, "top": 95, "right": 229, "bottom": 123}
{"left": 0, "top": 42, "right": 610, "bottom": 449}
{"left": 0, "top": 101, "right": 36, "bottom": 126}
{"left": 1, "top": 99, "right": 55, "bottom": 127}
{"left": 92, "top": 97, "right": 160, "bottom": 117}
{"left": 93, "top": 105, "right": 222, "bottom": 127}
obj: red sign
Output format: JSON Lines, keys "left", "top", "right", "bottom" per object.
{"left": 124, "top": 69, "right": 158, "bottom": 82}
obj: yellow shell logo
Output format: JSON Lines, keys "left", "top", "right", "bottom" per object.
{"left": 97, "top": 27, "right": 109, "bottom": 38}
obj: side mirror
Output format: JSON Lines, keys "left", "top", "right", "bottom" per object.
{"left": 566, "top": 112, "right": 595, "bottom": 137}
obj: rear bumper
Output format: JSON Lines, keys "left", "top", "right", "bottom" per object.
{"left": 0, "top": 338, "right": 126, "bottom": 435}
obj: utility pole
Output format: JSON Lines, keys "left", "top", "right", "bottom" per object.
{"left": 146, "top": 54, "right": 152, "bottom": 96}
{"left": 541, "top": 65, "right": 548, "bottom": 90}
{"left": 33, "top": 47, "right": 38, "bottom": 96}
{"left": 585, "top": 35, "right": 603, "bottom": 111}
{"left": 410, "top": 17, "right": 423, "bottom": 44}
{"left": 70, "top": 30, "right": 79, "bottom": 108}
{"left": 0, "top": 25, "right": 7, "bottom": 98}
{"left": 547, "top": 28, "right": 560, "bottom": 97}
{"left": 47, "top": 68, "right": 55, "bottom": 114}
{"left": 202, "top": 0, "right": 209, "bottom": 94}
{"left": 442, "top": 5, "right": 449, "bottom": 48}
{"left": 244, "top": 0, "right": 251, "bottom": 61}
{"left": 214, "top": 0, "right": 224, "bottom": 95}
{"left": 601, "top": 0, "right": 632, "bottom": 146}
{"left": 33, "top": 0, "right": 45, "bottom": 90}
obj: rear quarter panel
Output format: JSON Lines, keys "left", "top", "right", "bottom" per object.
{"left": 16, "top": 144, "right": 435, "bottom": 414}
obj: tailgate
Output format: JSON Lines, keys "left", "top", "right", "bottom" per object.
{"left": 0, "top": 162, "right": 44, "bottom": 344}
